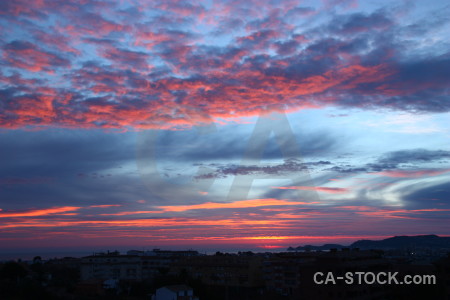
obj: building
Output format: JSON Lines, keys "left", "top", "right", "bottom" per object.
{"left": 171, "top": 254, "right": 264, "bottom": 288}
{"left": 152, "top": 285, "right": 198, "bottom": 300}
{"left": 81, "top": 253, "right": 142, "bottom": 281}
{"left": 127, "top": 249, "right": 200, "bottom": 257}
{"left": 81, "top": 250, "right": 201, "bottom": 281}
{"left": 263, "top": 249, "right": 391, "bottom": 299}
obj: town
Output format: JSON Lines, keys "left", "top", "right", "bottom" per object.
{"left": 1, "top": 244, "right": 449, "bottom": 300}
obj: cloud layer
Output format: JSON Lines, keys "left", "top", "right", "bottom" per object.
{"left": 0, "top": 0, "right": 449, "bottom": 129}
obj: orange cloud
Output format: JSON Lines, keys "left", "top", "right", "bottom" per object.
{"left": 1, "top": 59, "right": 395, "bottom": 129}
{"left": 99, "top": 210, "right": 164, "bottom": 216}
{"left": 258, "top": 245, "right": 285, "bottom": 249}
{"left": 0, "top": 217, "right": 290, "bottom": 230}
{"left": 157, "top": 198, "right": 318, "bottom": 212}
{"left": 0, "top": 206, "right": 81, "bottom": 218}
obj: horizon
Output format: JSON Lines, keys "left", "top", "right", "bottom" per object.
{"left": 2, "top": 234, "right": 449, "bottom": 261}
{"left": 1, "top": 0, "right": 450, "bottom": 255}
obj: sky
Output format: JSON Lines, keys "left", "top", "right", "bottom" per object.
{"left": 0, "top": 0, "right": 450, "bottom": 257}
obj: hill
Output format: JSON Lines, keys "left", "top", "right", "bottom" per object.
{"left": 288, "top": 235, "right": 450, "bottom": 251}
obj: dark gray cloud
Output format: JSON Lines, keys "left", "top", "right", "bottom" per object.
{"left": 330, "top": 11, "right": 393, "bottom": 35}
{"left": 324, "top": 149, "right": 450, "bottom": 174}
{"left": 400, "top": 182, "right": 450, "bottom": 211}
{"left": 150, "top": 126, "right": 340, "bottom": 163}
{"left": 0, "top": 129, "right": 134, "bottom": 175}
{"left": 324, "top": 166, "right": 368, "bottom": 174}
{"left": 380, "top": 148, "right": 450, "bottom": 163}
{"left": 194, "top": 159, "right": 332, "bottom": 180}
{"left": 402, "top": 181, "right": 450, "bottom": 209}
{"left": 369, "top": 149, "right": 450, "bottom": 171}
{"left": 191, "top": 146, "right": 450, "bottom": 181}
{"left": 0, "top": 129, "right": 148, "bottom": 209}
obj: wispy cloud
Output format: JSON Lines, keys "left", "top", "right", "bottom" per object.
{"left": 0, "top": 206, "right": 82, "bottom": 218}
{"left": 272, "top": 186, "right": 349, "bottom": 194}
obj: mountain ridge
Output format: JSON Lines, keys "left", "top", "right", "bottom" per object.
{"left": 288, "top": 235, "right": 450, "bottom": 251}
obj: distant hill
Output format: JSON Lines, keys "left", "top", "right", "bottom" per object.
{"left": 287, "top": 244, "right": 345, "bottom": 251}
{"left": 350, "top": 235, "right": 450, "bottom": 249}
{"left": 288, "top": 235, "right": 450, "bottom": 251}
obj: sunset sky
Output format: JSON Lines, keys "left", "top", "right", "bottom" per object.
{"left": 1, "top": 0, "right": 450, "bottom": 256}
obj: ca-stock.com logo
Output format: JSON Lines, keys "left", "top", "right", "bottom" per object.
{"left": 136, "top": 107, "right": 319, "bottom": 204}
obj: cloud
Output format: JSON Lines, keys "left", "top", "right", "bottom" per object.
{"left": 325, "top": 149, "right": 450, "bottom": 175}
{"left": 194, "top": 159, "right": 313, "bottom": 180}
{"left": 273, "top": 186, "right": 349, "bottom": 194}
{"left": 377, "top": 149, "right": 450, "bottom": 165}
{"left": 157, "top": 198, "right": 318, "bottom": 212}
{"left": 3, "top": 40, "right": 70, "bottom": 73}
{"left": 0, "top": 2, "right": 448, "bottom": 129}
{"left": 0, "top": 206, "right": 81, "bottom": 218}
{"left": 403, "top": 181, "right": 450, "bottom": 209}
{"left": 0, "top": 177, "right": 54, "bottom": 186}
{"left": 377, "top": 169, "right": 450, "bottom": 178}
{"left": 0, "top": 129, "right": 145, "bottom": 210}
{"left": 330, "top": 11, "right": 393, "bottom": 35}
{"left": 146, "top": 127, "right": 338, "bottom": 163}
{"left": 324, "top": 166, "right": 368, "bottom": 174}
{"left": 0, "top": 0, "right": 450, "bottom": 251}
{"left": 99, "top": 47, "right": 150, "bottom": 70}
